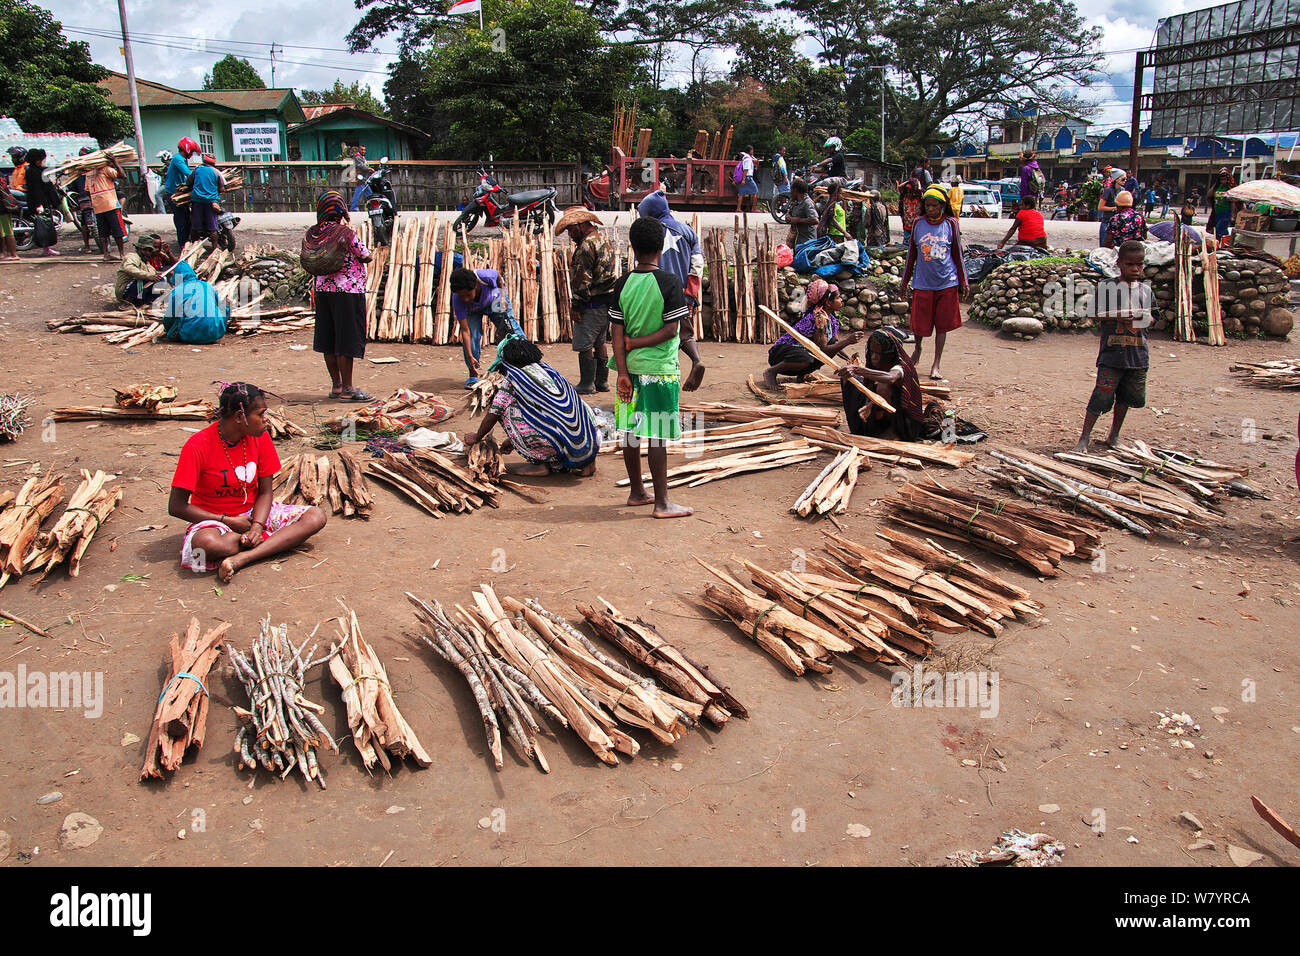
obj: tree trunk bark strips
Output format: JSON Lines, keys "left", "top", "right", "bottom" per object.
{"left": 141, "top": 618, "right": 230, "bottom": 780}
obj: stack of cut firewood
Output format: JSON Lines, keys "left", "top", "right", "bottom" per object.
{"left": 791, "top": 446, "right": 867, "bottom": 517}
{"left": 140, "top": 619, "right": 230, "bottom": 780}
{"left": 321, "top": 388, "right": 452, "bottom": 436}
{"left": 407, "top": 587, "right": 741, "bottom": 772}
{"left": 886, "top": 476, "right": 1104, "bottom": 576}
{"left": 680, "top": 400, "right": 840, "bottom": 429}
{"left": 616, "top": 437, "right": 820, "bottom": 489}
{"left": 0, "top": 473, "right": 65, "bottom": 588}
{"left": 168, "top": 169, "right": 245, "bottom": 205}
{"left": 113, "top": 383, "right": 176, "bottom": 411}
{"left": 272, "top": 451, "right": 373, "bottom": 518}
{"left": 467, "top": 434, "right": 504, "bottom": 483}
{"left": 367, "top": 448, "right": 502, "bottom": 516}
{"left": 25, "top": 469, "right": 122, "bottom": 582}
{"left": 748, "top": 372, "right": 950, "bottom": 407}
{"left": 328, "top": 602, "right": 430, "bottom": 772}
{"left": 229, "top": 617, "right": 339, "bottom": 789}
{"left": 264, "top": 408, "right": 307, "bottom": 440}
{"left": 1230, "top": 359, "right": 1300, "bottom": 389}
{"left": 53, "top": 384, "right": 213, "bottom": 422}
{"left": 794, "top": 424, "right": 975, "bottom": 469}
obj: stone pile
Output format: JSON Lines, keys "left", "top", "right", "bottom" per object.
{"left": 217, "top": 249, "right": 311, "bottom": 306}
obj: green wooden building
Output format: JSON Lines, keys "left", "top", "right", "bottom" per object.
{"left": 287, "top": 105, "right": 429, "bottom": 162}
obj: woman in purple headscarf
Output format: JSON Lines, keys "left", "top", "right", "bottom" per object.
{"left": 760, "top": 278, "right": 862, "bottom": 392}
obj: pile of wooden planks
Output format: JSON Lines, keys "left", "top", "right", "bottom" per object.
{"left": 273, "top": 451, "right": 373, "bottom": 518}
{"left": 408, "top": 587, "right": 732, "bottom": 772}
{"left": 53, "top": 142, "right": 137, "bottom": 185}
{"left": 795, "top": 424, "right": 975, "bottom": 469}
{"left": 681, "top": 400, "right": 840, "bottom": 429}
{"left": 602, "top": 418, "right": 787, "bottom": 457}
{"left": 0, "top": 473, "right": 65, "bottom": 588}
{"left": 791, "top": 447, "right": 867, "bottom": 516}
{"left": 113, "top": 383, "right": 177, "bottom": 411}
{"left": 52, "top": 401, "right": 213, "bottom": 422}
{"left": 140, "top": 619, "right": 230, "bottom": 780}
{"left": 24, "top": 469, "right": 122, "bottom": 582}
{"left": 885, "top": 476, "right": 1104, "bottom": 576}
{"left": 168, "top": 168, "right": 246, "bottom": 205}
{"left": 749, "top": 372, "right": 950, "bottom": 407}
{"left": 1230, "top": 359, "right": 1300, "bottom": 389}
{"left": 229, "top": 617, "right": 340, "bottom": 789}
{"left": 616, "top": 437, "right": 821, "bottom": 489}
{"left": 328, "top": 602, "right": 431, "bottom": 773}
{"left": 367, "top": 448, "right": 502, "bottom": 516}
{"left": 320, "top": 388, "right": 452, "bottom": 435}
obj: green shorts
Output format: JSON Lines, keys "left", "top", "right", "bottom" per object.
{"left": 615, "top": 372, "right": 682, "bottom": 443}
{"left": 0, "top": 215, "right": 11, "bottom": 239}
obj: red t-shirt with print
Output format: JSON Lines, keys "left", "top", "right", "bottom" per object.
{"left": 171, "top": 423, "right": 280, "bottom": 517}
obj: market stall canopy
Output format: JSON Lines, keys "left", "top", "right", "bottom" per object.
{"left": 1225, "top": 179, "right": 1300, "bottom": 211}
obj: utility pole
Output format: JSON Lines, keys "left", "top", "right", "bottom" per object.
{"left": 270, "top": 43, "right": 280, "bottom": 87}
{"left": 116, "top": 0, "right": 149, "bottom": 182}
{"left": 1127, "top": 50, "right": 1144, "bottom": 180}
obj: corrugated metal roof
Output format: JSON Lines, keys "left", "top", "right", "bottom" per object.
{"left": 288, "top": 106, "right": 428, "bottom": 139}
{"left": 99, "top": 72, "right": 306, "bottom": 122}
{"left": 302, "top": 104, "right": 353, "bottom": 121}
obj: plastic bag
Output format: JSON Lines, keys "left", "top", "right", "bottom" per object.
{"left": 776, "top": 244, "right": 793, "bottom": 268}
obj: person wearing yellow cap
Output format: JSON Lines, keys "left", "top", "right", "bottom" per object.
{"left": 901, "top": 184, "right": 968, "bottom": 381}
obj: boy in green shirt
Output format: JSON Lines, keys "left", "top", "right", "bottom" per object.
{"left": 610, "top": 216, "right": 693, "bottom": 519}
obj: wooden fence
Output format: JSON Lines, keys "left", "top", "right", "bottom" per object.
{"left": 145, "top": 161, "right": 582, "bottom": 213}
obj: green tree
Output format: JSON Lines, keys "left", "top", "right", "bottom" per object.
{"left": 413, "top": 0, "right": 648, "bottom": 163}
{"left": 0, "top": 0, "right": 131, "bottom": 143}
{"left": 299, "top": 79, "right": 387, "bottom": 116}
{"left": 203, "top": 55, "right": 266, "bottom": 90}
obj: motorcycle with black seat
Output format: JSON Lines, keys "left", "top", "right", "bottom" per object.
{"left": 452, "top": 168, "right": 558, "bottom": 234}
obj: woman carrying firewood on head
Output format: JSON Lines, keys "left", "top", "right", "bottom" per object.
{"left": 169, "top": 383, "right": 326, "bottom": 583}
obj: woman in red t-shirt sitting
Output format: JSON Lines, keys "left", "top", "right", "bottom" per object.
{"left": 169, "top": 383, "right": 326, "bottom": 582}
{"left": 996, "top": 196, "right": 1048, "bottom": 250}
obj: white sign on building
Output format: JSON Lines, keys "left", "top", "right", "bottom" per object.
{"left": 231, "top": 123, "right": 281, "bottom": 156}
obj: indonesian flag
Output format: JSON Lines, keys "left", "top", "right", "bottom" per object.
{"left": 448, "top": 0, "right": 482, "bottom": 13}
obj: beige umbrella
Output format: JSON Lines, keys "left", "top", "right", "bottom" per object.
{"left": 1224, "top": 178, "right": 1300, "bottom": 211}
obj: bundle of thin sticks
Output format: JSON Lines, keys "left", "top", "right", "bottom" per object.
{"left": 53, "top": 142, "right": 137, "bottom": 185}
{"left": 367, "top": 448, "right": 500, "bottom": 516}
{"left": 408, "top": 588, "right": 711, "bottom": 772}
{"left": 1230, "top": 359, "right": 1300, "bottom": 389}
{"left": 0, "top": 473, "right": 65, "bottom": 588}
{"left": 328, "top": 602, "right": 431, "bottom": 772}
{"left": 320, "top": 388, "right": 452, "bottom": 435}
{"left": 822, "top": 529, "right": 1042, "bottom": 639}
{"left": 791, "top": 446, "right": 867, "bottom": 517}
{"left": 1202, "top": 237, "right": 1226, "bottom": 346}
{"left": 140, "top": 619, "right": 230, "bottom": 780}
{"left": 576, "top": 597, "right": 746, "bottom": 728}
{"left": 794, "top": 424, "right": 975, "bottom": 469}
{"left": 228, "top": 618, "right": 340, "bottom": 789}
{"left": 680, "top": 400, "right": 840, "bottom": 429}
{"left": 0, "top": 393, "right": 32, "bottom": 443}
{"left": 25, "top": 469, "right": 122, "bottom": 582}
{"left": 51, "top": 402, "right": 213, "bottom": 422}
{"left": 168, "top": 169, "right": 245, "bottom": 205}
{"left": 113, "top": 383, "right": 177, "bottom": 411}
{"left": 885, "top": 476, "right": 1104, "bottom": 576}
{"left": 227, "top": 309, "right": 315, "bottom": 335}
{"left": 615, "top": 438, "right": 821, "bottom": 489}
{"left": 272, "top": 451, "right": 373, "bottom": 518}
{"left": 1057, "top": 441, "right": 1260, "bottom": 501}
{"left": 1174, "top": 224, "right": 1197, "bottom": 343}
{"left": 264, "top": 407, "right": 307, "bottom": 440}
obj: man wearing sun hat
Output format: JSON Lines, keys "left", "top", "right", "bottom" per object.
{"left": 556, "top": 206, "right": 617, "bottom": 394}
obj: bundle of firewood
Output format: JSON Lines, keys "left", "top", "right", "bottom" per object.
{"left": 367, "top": 448, "right": 502, "bottom": 516}
{"left": 680, "top": 400, "right": 840, "bottom": 429}
{"left": 168, "top": 169, "right": 245, "bottom": 205}
{"left": 791, "top": 447, "right": 867, "bottom": 516}
{"left": 408, "top": 588, "right": 720, "bottom": 771}
{"left": 113, "top": 383, "right": 177, "bottom": 411}
{"left": 467, "top": 434, "right": 504, "bottom": 483}
{"left": 272, "top": 451, "right": 373, "bottom": 518}
{"left": 52, "top": 402, "right": 212, "bottom": 422}
{"left": 0, "top": 393, "right": 32, "bottom": 443}
{"left": 1231, "top": 359, "right": 1300, "bottom": 389}
{"left": 229, "top": 618, "right": 340, "bottom": 789}
{"left": 748, "top": 372, "right": 951, "bottom": 407}
{"left": 264, "top": 408, "right": 307, "bottom": 440}
{"left": 25, "top": 470, "right": 122, "bottom": 582}
{"left": 328, "top": 602, "right": 430, "bottom": 772}
{"left": 616, "top": 438, "right": 820, "bottom": 490}
{"left": 794, "top": 424, "right": 975, "bottom": 469}
{"left": 577, "top": 598, "right": 747, "bottom": 728}
{"left": 0, "top": 473, "right": 65, "bottom": 588}
{"left": 53, "top": 142, "right": 138, "bottom": 185}
{"left": 227, "top": 308, "right": 315, "bottom": 336}
{"left": 140, "top": 619, "right": 230, "bottom": 780}
{"left": 321, "top": 388, "right": 452, "bottom": 436}
{"left": 886, "top": 477, "right": 1104, "bottom": 576}
{"left": 600, "top": 418, "right": 786, "bottom": 457}
{"left": 464, "top": 373, "right": 502, "bottom": 417}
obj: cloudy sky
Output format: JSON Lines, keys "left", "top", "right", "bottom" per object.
{"left": 42, "top": 0, "right": 1227, "bottom": 131}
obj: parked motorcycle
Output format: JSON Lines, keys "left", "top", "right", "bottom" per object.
{"left": 453, "top": 168, "right": 558, "bottom": 234}
{"left": 11, "top": 183, "right": 69, "bottom": 252}
{"left": 364, "top": 159, "right": 397, "bottom": 246}
{"left": 215, "top": 204, "right": 241, "bottom": 253}
{"left": 767, "top": 167, "right": 865, "bottom": 224}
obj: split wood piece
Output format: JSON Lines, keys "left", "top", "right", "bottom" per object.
{"left": 227, "top": 617, "right": 339, "bottom": 789}
{"left": 793, "top": 424, "right": 974, "bottom": 468}
{"left": 1230, "top": 359, "right": 1300, "bottom": 389}
{"left": 0, "top": 473, "right": 66, "bottom": 587}
{"left": 1250, "top": 795, "right": 1300, "bottom": 851}
{"left": 680, "top": 401, "right": 840, "bottom": 428}
{"left": 791, "top": 446, "right": 866, "bottom": 517}
{"left": 140, "top": 618, "right": 231, "bottom": 780}
{"left": 874, "top": 527, "right": 1041, "bottom": 617}
{"left": 328, "top": 601, "right": 431, "bottom": 772}
{"left": 264, "top": 408, "right": 307, "bottom": 440}
{"left": 113, "top": 384, "right": 177, "bottom": 411}
{"left": 615, "top": 439, "right": 821, "bottom": 489}
{"left": 49, "top": 403, "right": 215, "bottom": 423}
{"left": 759, "top": 305, "right": 894, "bottom": 413}
{"left": 576, "top": 597, "right": 746, "bottom": 728}
{"left": 698, "top": 559, "right": 839, "bottom": 675}
{"left": 26, "top": 469, "right": 122, "bottom": 581}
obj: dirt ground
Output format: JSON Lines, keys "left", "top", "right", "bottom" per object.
{"left": 1, "top": 227, "right": 1297, "bottom": 868}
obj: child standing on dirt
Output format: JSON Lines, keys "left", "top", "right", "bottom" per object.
{"left": 1071, "top": 240, "right": 1155, "bottom": 453}
{"left": 611, "top": 216, "right": 693, "bottom": 519}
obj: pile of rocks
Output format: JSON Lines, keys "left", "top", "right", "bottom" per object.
{"left": 970, "top": 254, "right": 1296, "bottom": 340}
{"left": 217, "top": 249, "right": 311, "bottom": 306}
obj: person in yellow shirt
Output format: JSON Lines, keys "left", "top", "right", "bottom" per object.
{"left": 948, "top": 176, "right": 964, "bottom": 217}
